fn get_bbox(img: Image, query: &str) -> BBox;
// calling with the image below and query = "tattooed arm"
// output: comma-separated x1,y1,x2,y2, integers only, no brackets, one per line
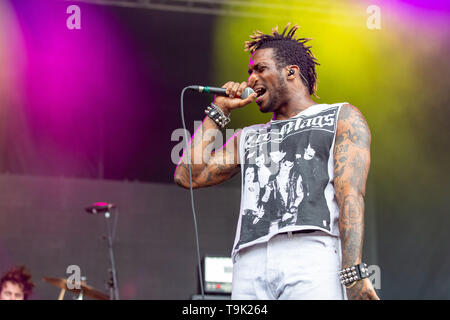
174,116,241,189
334,104,379,300
174,81,257,189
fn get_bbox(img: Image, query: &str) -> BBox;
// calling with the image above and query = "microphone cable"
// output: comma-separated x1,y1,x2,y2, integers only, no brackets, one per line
180,86,205,299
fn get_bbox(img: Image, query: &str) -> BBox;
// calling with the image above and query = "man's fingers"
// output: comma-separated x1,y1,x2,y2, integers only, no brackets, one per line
221,81,251,99
237,92,257,107
230,82,240,98
237,81,247,97
222,82,233,96
216,81,256,111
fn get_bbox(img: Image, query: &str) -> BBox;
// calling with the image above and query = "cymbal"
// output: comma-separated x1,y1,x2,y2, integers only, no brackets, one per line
43,277,109,300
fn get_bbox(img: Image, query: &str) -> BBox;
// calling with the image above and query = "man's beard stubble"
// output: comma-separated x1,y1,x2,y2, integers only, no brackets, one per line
260,74,289,114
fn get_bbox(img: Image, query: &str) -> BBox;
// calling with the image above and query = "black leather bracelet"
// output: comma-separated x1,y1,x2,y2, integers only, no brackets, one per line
339,263,370,288
205,103,230,128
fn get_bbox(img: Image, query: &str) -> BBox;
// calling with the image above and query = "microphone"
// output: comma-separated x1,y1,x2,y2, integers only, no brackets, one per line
188,85,255,99
85,202,116,214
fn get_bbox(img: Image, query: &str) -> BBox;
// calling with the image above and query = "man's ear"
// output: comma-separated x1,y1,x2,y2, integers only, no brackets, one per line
286,65,300,79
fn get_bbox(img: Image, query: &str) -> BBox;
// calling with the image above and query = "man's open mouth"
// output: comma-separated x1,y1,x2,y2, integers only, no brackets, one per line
255,87,267,104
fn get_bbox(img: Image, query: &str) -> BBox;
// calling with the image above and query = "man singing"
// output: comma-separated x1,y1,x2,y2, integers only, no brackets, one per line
174,24,379,300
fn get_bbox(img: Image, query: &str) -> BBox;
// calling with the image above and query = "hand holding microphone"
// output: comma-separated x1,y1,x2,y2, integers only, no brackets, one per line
214,81,257,114
188,81,257,115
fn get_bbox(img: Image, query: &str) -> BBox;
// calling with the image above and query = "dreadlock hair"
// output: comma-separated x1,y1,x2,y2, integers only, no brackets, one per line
0,265,34,299
245,23,320,98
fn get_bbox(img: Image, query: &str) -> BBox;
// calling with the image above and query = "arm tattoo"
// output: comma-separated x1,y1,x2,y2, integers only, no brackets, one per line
339,194,365,267
174,163,201,188
174,121,241,188
334,104,371,270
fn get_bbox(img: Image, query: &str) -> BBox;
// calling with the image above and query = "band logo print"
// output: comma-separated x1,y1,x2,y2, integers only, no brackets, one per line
236,107,339,248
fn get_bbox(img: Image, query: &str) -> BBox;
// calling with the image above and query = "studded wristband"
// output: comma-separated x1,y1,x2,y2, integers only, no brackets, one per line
339,263,370,288
205,103,230,128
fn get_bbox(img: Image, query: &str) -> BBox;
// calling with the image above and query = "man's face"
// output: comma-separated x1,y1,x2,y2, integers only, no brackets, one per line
269,151,286,164
248,48,288,113
304,144,316,160
0,281,25,300
245,167,255,183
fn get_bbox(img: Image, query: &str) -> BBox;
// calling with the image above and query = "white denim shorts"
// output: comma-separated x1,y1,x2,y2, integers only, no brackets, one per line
231,231,347,300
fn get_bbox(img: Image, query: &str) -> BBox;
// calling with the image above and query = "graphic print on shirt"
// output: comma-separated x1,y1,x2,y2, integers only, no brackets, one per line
237,106,339,248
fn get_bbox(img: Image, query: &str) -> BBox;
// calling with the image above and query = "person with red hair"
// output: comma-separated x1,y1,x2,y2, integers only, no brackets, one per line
0,265,34,300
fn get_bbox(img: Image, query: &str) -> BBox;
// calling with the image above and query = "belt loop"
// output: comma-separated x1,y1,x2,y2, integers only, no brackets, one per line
287,231,293,238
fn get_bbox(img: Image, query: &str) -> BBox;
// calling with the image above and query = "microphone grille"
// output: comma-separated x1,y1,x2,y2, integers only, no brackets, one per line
241,87,255,100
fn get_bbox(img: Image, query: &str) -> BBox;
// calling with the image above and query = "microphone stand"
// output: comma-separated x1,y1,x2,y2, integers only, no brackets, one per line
85,202,120,300
104,209,120,300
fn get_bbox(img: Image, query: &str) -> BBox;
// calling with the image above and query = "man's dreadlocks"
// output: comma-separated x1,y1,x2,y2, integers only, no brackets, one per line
245,23,320,97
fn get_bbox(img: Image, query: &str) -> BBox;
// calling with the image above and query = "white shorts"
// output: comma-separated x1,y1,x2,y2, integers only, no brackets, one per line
231,231,346,300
